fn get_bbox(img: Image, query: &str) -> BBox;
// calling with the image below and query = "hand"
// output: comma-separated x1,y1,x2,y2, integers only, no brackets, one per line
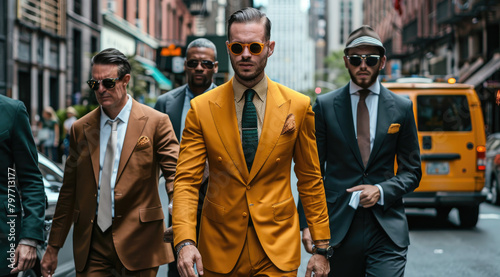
10,244,37,274
177,245,204,276
301,227,314,254
346,184,380,208
41,245,59,277
305,253,330,277
163,227,173,243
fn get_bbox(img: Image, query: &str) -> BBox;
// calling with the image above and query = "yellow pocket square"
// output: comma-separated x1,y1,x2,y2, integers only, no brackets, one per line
136,136,150,149
387,123,400,134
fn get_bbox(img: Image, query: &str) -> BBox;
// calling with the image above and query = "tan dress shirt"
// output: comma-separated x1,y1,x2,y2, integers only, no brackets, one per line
233,76,268,141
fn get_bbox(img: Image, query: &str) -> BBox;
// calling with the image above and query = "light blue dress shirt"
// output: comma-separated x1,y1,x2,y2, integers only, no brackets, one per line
97,95,133,217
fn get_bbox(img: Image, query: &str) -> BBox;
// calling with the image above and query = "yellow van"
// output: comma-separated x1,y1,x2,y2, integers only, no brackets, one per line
383,79,487,227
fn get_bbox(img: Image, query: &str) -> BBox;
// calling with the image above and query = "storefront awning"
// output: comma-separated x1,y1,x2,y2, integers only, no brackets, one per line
139,61,173,91
464,53,500,87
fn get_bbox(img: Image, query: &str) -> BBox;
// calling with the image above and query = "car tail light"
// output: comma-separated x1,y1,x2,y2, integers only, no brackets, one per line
477,145,486,171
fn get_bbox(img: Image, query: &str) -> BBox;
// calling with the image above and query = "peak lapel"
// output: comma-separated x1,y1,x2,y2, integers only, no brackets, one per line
248,80,289,183
334,88,364,168
116,100,147,183
209,81,249,180
82,108,102,188
368,88,395,166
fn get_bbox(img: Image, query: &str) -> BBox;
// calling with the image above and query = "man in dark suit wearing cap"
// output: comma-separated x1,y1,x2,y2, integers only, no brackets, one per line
298,25,422,276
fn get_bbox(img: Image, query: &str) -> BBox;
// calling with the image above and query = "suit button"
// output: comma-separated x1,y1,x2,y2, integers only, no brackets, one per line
94,194,97,197
246,186,251,190
218,156,222,162
242,212,248,217
276,158,281,162
363,172,368,177
90,219,93,223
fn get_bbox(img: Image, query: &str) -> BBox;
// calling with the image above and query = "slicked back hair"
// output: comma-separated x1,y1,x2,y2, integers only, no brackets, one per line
227,7,271,42
91,48,131,79
187,38,218,60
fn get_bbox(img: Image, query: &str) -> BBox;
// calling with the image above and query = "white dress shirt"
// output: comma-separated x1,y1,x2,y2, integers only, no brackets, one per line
97,95,133,217
348,81,384,207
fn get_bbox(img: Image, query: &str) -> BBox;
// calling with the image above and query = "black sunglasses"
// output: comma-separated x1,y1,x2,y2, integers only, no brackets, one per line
186,60,215,69
346,55,381,67
87,77,121,91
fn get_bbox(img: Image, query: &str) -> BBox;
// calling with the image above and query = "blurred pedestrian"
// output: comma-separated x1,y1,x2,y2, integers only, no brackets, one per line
0,94,45,276
298,25,422,276
154,37,218,277
37,106,59,162
41,48,179,277
172,7,330,277
62,106,78,161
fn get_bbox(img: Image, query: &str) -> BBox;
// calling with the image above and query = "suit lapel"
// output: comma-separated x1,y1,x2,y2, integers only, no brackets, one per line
210,80,249,180
116,100,147,183
334,87,364,168
166,85,187,140
368,87,395,166
82,108,102,188
248,79,289,183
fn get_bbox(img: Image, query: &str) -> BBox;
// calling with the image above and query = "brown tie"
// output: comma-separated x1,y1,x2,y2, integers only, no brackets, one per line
357,89,371,167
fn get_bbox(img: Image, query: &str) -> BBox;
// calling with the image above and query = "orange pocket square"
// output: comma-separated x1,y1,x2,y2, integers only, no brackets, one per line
387,123,400,134
281,114,296,135
136,136,150,149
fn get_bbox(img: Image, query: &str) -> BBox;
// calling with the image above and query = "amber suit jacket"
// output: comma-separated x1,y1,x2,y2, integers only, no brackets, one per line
173,77,330,273
47,99,179,272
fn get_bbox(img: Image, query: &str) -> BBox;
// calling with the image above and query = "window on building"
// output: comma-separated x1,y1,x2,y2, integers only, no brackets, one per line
75,0,82,15
91,36,98,54
123,0,127,20
73,29,82,96
92,0,99,24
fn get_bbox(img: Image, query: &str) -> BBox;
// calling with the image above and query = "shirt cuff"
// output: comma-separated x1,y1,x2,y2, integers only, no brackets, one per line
375,184,384,206
19,238,38,248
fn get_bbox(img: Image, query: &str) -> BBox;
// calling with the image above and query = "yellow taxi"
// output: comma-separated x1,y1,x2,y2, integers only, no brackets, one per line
383,78,486,227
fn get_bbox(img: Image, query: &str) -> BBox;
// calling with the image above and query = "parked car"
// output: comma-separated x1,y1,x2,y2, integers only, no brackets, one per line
383,78,487,228
484,133,500,205
18,153,75,277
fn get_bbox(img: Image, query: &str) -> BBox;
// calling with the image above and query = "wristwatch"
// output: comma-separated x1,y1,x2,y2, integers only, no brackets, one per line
176,241,195,256
312,245,334,259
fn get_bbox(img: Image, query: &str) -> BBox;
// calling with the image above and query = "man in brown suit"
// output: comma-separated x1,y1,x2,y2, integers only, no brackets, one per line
41,48,179,276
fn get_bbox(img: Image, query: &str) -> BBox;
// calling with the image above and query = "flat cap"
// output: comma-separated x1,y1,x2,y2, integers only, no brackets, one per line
345,25,385,55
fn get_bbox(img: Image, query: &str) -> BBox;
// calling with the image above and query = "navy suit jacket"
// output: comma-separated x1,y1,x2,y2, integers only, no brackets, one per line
299,84,421,248
154,83,216,227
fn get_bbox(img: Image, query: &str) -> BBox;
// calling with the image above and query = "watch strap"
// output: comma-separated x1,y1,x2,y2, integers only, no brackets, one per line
176,241,195,256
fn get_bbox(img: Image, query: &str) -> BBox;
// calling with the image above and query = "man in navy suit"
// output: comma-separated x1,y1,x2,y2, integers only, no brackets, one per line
299,25,422,276
154,38,218,277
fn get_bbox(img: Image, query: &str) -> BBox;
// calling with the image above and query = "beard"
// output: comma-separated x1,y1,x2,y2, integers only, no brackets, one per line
348,67,380,88
230,56,268,83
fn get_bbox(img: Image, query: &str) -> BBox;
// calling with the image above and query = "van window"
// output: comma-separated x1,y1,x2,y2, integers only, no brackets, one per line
417,95,472,132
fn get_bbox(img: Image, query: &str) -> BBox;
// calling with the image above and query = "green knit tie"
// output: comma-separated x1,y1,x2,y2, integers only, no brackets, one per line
242,89,258,172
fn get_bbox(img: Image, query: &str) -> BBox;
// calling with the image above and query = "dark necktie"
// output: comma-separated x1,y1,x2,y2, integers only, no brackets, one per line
357,89,371,167
242,89,258,172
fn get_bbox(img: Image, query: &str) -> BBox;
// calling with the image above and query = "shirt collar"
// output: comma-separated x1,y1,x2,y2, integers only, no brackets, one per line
100,94,133,128
349,80,381,95
233,75,268,103
186,83,217,100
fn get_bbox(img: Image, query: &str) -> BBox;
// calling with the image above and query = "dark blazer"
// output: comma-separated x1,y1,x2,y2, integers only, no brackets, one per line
154,84,215,221
299,84,421,248
0,95,45,275
154,84,190,141
48,99,179,272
